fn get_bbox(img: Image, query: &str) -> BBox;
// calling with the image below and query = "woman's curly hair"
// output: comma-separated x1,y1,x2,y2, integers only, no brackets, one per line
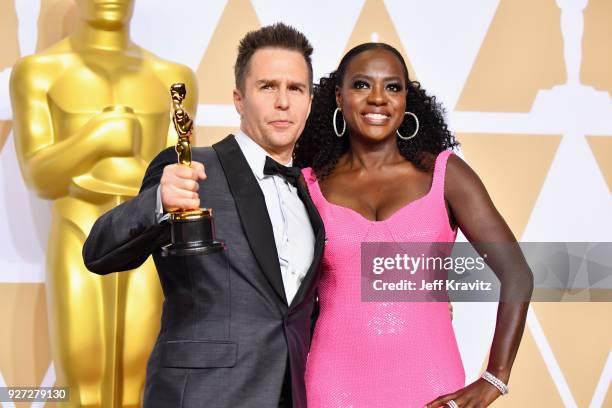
293,42,459,179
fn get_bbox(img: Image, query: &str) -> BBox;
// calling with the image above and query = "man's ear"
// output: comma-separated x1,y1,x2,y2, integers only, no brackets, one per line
233,88,244,118
306,92,313,118
335,85,342,111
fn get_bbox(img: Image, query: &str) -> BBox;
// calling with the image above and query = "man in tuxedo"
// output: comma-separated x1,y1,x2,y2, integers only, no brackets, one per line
83,23,324,408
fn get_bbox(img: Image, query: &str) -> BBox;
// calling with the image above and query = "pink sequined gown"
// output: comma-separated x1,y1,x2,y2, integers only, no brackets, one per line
303,150,465,408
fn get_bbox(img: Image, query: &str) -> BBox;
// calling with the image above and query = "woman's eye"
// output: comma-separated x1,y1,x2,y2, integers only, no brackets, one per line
353,80,369,89
387,83,403,92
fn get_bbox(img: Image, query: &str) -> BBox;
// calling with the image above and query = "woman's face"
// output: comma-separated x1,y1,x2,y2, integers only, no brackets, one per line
336,48,407,143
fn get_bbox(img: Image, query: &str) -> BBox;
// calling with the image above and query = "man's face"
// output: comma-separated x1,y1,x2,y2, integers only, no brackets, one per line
233,47,312,160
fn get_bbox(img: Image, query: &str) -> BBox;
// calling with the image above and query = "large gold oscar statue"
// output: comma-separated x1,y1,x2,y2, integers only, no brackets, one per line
9,1,197,406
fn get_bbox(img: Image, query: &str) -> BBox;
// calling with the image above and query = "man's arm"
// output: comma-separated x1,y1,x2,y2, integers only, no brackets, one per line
83,147,176,274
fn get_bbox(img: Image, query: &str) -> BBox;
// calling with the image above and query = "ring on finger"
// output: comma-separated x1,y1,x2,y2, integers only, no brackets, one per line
446,400,459,408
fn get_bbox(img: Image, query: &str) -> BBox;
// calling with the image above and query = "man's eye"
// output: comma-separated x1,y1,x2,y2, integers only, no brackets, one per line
353,80,369,89
261,84,274,90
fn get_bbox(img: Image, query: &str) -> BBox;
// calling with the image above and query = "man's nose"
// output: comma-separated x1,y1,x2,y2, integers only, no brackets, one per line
276,88,290,110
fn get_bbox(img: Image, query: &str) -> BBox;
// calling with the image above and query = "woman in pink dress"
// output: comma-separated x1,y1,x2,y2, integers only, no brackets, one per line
293,43,533,407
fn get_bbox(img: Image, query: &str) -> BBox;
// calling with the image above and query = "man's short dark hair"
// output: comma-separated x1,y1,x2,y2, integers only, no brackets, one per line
235,23,313,93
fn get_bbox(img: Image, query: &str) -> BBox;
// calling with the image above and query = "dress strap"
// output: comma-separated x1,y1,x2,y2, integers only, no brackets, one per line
301,167,325,205
430,150,454,196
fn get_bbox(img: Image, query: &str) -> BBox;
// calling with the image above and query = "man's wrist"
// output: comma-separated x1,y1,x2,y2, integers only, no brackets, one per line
155,185,170,223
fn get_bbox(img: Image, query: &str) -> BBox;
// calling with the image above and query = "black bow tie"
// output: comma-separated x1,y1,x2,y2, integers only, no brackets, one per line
263,156,301,187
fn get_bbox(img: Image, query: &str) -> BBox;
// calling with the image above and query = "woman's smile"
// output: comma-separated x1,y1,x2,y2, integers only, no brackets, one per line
361,110,392,125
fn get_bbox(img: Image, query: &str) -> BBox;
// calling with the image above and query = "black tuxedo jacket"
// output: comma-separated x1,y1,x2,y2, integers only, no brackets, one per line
83,135,325,408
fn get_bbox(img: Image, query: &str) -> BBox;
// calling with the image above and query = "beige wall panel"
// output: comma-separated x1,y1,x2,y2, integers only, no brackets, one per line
0,121,12,152
533,303,612,407
195,126,240,147
586,136,612,193
343,0,417,81
581,0,612,95
0,283,52,392
0,0,20,70
494,325,565,407
196,0,261,105
36,0,78,52
457,133,561,239
456,0,566,112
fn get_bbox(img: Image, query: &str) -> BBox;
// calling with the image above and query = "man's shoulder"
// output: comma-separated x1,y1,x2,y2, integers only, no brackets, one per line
194,134,241,164
192,146,218,161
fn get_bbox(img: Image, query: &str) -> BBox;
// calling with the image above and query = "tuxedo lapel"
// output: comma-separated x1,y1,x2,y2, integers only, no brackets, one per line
289,177,325,309
213,135,287,306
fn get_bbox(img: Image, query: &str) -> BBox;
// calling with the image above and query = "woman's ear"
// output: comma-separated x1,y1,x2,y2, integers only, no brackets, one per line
335,85,342,111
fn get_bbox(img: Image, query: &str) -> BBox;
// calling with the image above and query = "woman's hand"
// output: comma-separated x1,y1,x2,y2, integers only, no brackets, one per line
425,378,502,408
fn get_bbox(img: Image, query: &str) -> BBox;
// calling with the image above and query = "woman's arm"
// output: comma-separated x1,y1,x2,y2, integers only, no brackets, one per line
427,153,534,408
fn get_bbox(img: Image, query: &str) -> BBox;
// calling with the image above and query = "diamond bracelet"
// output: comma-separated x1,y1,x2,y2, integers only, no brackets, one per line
481,371,509,395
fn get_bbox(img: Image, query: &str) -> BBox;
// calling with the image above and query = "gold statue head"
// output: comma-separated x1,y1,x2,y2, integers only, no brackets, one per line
76,0,135,29
171,83,187,105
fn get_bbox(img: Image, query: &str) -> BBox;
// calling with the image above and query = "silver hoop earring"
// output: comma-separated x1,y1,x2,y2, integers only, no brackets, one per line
396,111,419,140
333,108,346,137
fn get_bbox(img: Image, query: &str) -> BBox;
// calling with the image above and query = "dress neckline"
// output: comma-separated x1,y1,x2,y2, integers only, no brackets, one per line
307,152,446,224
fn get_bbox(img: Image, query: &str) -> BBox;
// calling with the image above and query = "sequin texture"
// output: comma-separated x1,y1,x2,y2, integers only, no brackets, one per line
304,151,466,408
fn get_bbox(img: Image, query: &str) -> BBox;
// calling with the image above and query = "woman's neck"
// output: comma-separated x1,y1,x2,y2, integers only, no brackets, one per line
343,135,404,171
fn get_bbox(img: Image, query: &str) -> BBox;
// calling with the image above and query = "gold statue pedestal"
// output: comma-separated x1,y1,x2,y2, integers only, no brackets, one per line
161,83,225,257
161,209,225,256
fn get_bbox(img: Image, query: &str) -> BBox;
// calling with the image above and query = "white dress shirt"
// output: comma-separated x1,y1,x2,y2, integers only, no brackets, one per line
156,132,315,305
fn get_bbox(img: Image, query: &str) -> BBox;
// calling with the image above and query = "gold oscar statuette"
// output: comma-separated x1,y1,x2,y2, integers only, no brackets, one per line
8,0,203,405
161,83,225,256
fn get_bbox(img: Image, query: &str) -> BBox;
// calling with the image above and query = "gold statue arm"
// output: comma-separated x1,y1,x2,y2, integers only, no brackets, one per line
10,59,140,199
